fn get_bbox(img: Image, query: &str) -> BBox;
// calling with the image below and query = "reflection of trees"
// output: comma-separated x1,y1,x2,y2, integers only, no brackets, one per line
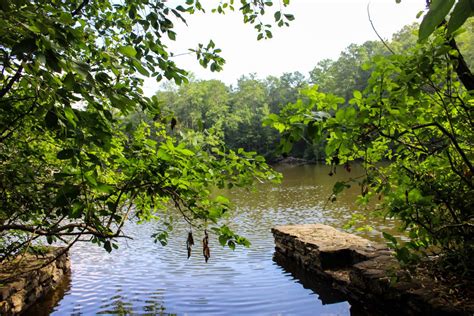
97,292,174,316
23,272,72,316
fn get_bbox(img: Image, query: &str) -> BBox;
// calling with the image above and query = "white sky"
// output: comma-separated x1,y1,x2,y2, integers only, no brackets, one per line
144,0,425,94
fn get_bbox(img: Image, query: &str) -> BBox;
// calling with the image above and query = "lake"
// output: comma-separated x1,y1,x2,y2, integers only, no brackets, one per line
26,163,400,315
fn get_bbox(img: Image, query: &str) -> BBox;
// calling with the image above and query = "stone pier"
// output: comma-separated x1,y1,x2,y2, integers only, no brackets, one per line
272,224,474,315
0,247,70,315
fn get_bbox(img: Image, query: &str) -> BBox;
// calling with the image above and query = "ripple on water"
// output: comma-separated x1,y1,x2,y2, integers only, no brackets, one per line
35,164,401,315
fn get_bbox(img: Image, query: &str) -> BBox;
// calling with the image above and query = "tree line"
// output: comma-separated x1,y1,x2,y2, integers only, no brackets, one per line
156,22,472,162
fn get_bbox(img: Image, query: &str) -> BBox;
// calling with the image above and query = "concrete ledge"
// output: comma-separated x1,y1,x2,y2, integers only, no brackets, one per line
0,247,70,315
272,224,474,315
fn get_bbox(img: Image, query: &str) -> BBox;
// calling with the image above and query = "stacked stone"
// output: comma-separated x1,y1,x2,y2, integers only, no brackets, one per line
272,224,473,315
0,248,70,315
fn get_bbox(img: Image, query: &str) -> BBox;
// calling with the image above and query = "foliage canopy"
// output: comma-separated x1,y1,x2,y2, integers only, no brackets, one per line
0,0,291,261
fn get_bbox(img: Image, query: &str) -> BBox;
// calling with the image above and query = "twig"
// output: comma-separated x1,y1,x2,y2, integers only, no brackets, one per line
367,3,395,55
72,0,89,16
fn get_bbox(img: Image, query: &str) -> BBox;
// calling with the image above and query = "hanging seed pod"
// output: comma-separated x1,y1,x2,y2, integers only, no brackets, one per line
361,184,369,197
203,230,210,263
344,162,351,173
186,231,194,259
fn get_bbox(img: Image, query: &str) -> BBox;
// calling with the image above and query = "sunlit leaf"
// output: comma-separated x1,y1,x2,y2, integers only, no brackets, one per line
118,45,137,57
447,0,474,35
419,0,455,41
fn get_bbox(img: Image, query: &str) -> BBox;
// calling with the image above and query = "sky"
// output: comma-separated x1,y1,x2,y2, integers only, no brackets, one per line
144,0,425,95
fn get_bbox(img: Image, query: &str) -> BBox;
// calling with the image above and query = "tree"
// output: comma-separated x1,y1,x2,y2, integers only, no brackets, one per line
158,79,230,131
224,75,275,155
265,7,474,272
0,0,292,262
266,72,307,114
156,75,284,160
309,41,387,100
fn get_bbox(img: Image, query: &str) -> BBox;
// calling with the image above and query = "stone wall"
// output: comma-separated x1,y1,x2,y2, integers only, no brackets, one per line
273,224,474,315
0,247,70,315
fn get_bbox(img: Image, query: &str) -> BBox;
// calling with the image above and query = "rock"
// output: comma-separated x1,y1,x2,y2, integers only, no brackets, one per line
0,286,11,301
273,224,381,270
0,301,9,314
10,279,26,292
10,290,26,313
272,223,474,315
0,247,70,315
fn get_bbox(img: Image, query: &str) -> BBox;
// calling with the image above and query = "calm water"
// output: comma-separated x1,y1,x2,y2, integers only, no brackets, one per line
28,164,399,315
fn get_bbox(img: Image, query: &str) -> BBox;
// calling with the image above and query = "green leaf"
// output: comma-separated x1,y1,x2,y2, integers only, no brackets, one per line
11,38,37,56
215,195,230,204
447,0,474,35
64,107,77,127
157,148,171,161
132,59,150,76
96,183,114,193
382,232,398,245
46,236,54,244
167,30,176,40
396,247,411,263
118,45,137,57
45,50,62,72
179,148,194,156
353,90,362,99
57,149,76,160
274,11,281,21
218,235,227,247
63,73,75,90
84,173,97,186
332,181,350,195
45,110,58,129
71,202,84,218
104,240,112,253
419,0,455,41
153,231,168,246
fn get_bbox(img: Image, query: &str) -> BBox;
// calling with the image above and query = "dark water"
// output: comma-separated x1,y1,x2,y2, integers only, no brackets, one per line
27,164,400,315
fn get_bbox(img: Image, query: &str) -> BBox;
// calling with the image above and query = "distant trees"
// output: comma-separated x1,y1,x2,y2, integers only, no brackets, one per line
156,75,279,159
158,23,457,162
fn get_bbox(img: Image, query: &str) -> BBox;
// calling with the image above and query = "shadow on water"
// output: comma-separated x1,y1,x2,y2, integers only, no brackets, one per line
273,253,374,316
273,252,347,305
23,271,72,316
273,252,403,316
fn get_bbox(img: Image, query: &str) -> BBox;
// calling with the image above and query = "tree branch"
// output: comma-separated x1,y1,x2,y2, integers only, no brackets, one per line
447,38,474,91
367,3,395,55
433,122,474,174
72,0,90,16
0,223,131,239
0,65,23,99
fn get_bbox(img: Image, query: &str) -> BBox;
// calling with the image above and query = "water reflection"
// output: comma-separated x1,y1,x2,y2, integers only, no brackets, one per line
28,164,399,315
23,272,71,316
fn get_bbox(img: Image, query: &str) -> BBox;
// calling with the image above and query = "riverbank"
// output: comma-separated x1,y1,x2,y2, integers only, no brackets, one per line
0,247,70,315
272,224,474,315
